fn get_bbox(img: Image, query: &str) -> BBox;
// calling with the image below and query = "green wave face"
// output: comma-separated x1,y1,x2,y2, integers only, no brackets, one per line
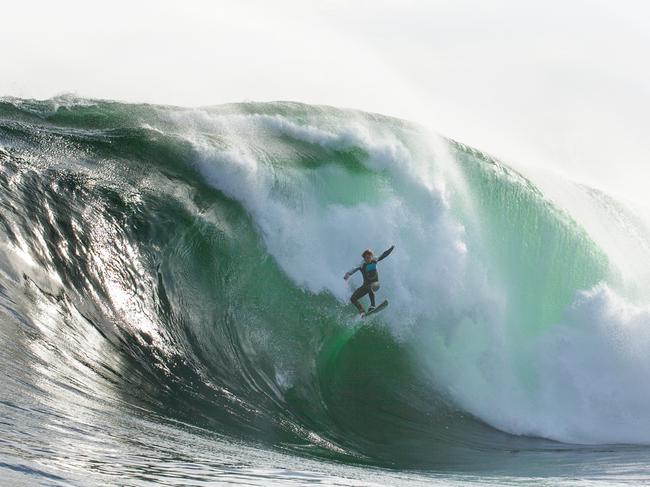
0,97,620,469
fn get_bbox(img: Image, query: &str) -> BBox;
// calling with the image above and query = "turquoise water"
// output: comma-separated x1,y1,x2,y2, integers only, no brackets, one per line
1,97,650,485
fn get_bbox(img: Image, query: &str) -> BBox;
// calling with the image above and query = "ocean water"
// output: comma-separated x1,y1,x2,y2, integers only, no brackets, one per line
1,97,650,486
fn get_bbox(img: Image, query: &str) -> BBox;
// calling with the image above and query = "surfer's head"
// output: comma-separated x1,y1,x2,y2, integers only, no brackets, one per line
362,249,373,262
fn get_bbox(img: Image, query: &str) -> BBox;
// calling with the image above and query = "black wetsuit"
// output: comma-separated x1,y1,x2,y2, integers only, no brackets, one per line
348,246,394,309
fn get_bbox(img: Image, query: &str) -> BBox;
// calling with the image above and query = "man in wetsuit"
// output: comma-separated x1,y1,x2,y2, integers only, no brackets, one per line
344,245,395,315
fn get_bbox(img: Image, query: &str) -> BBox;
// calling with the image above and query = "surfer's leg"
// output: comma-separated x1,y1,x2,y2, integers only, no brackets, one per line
351,285,369,314
368,282,380,308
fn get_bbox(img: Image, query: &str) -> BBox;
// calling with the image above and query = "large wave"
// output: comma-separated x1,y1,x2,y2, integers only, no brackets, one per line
2,97,650,470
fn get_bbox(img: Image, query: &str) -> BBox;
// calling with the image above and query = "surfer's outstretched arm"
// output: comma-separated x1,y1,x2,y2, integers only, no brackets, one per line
344,265,361,280
377,245,395,262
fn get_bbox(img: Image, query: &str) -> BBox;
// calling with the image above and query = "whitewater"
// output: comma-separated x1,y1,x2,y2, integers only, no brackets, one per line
2,96,650,486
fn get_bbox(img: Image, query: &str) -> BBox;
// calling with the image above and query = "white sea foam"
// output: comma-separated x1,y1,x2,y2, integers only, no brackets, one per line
441,282,650,445
169,111,471,334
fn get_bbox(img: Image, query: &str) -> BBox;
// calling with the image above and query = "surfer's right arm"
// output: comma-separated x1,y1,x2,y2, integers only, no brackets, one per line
344,265,361,280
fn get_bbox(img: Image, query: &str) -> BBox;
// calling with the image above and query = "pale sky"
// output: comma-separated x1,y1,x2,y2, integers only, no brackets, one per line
2,0,650,204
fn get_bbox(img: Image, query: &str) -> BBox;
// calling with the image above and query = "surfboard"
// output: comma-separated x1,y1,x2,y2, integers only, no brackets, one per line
363,299,388,318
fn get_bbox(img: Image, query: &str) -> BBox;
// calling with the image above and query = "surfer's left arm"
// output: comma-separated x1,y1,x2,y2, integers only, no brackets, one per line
377,245,395,262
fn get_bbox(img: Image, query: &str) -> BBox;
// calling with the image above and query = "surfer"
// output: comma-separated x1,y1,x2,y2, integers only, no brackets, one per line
344,245,395,316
